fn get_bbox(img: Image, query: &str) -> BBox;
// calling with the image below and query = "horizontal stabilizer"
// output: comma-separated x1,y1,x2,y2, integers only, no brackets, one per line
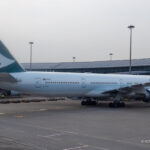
0,73,17,83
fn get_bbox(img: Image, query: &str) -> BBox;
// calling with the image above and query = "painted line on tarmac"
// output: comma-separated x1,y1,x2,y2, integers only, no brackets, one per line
44,133,65,137
14,121,79,135
0,113,5,115
15,115,24,118
38,134,62,141
88,145,109,150
1,119,149,149
32,108,48,112
39,108,48,111
2,126,25,133
63,144,89,150
38,133,66,138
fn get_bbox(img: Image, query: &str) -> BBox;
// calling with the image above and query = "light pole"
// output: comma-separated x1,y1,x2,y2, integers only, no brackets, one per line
109,53,113,61
29,42,34,71
128,25,135,74
73,57,76,62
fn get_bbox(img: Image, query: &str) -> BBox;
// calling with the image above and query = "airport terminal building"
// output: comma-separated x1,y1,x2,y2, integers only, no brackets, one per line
22,58,150,75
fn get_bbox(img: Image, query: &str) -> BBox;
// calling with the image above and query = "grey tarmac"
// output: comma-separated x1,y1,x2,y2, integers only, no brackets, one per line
0,99,150,150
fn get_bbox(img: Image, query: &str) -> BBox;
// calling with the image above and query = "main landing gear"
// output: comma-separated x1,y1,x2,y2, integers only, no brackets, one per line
109,101,125,108
81,100,97,106
108,94,126,108
81,94,126,108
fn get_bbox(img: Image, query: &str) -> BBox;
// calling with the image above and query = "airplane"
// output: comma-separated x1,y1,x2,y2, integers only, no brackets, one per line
0,41,150,108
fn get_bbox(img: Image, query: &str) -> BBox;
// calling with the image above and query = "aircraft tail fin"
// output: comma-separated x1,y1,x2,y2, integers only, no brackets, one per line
0,41,25,73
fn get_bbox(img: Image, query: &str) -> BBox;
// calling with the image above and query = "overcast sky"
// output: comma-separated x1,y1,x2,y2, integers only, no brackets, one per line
0,0,150,63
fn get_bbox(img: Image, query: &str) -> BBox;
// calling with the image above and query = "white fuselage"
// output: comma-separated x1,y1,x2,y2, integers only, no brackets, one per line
1,72,150,97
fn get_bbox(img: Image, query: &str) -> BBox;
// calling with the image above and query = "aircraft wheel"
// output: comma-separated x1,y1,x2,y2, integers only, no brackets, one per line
91,101,97,105
109,102,113,107
81,100,97,106
119,102,125,107
109,102,118,108
81,101,86,106
87,101,97,105
109,102,125,108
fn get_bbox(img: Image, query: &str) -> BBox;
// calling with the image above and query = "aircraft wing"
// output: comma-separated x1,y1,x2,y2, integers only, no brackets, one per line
104,82,150,95
0,73,17,83
86,82,150,97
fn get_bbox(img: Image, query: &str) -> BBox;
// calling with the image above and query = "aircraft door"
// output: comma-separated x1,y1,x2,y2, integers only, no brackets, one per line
81,78,87,88
119,78,125,88
43,78,51,88
35,78,42,88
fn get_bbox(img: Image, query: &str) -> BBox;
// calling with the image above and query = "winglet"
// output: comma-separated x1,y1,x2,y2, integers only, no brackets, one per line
0,41,25,73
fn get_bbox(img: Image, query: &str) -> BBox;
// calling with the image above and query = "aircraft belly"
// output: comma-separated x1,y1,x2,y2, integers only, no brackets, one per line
86,84,121,97
12,83,87,97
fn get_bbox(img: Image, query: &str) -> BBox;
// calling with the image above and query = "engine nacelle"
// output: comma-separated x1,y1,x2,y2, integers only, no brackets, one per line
132,89,150,102
142,89,150,103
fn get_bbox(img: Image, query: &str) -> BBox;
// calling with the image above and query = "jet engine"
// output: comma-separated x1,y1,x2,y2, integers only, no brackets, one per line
142,89,150,103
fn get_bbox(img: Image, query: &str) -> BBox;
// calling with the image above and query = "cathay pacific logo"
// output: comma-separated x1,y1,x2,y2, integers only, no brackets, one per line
0,53,15,68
